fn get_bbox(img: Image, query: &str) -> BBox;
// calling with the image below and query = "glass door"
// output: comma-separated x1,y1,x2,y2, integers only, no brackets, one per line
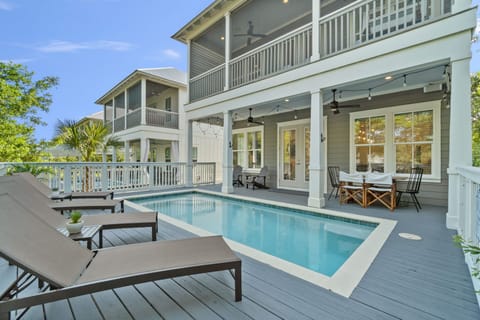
279,122,309,190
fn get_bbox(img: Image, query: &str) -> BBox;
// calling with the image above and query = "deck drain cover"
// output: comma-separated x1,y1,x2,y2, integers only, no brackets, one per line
398,233,422,240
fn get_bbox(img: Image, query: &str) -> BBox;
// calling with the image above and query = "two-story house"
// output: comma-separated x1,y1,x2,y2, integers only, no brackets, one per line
173,0,476,229
95,67,224,181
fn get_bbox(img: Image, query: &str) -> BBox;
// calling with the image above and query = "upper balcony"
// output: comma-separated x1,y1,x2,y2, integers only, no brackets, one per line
96,68,187,134
184,0,454,102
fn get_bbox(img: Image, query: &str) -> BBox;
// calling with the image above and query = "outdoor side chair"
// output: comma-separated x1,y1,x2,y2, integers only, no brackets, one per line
0,193,242,320
396,167,424,212
232,165,244,187
339,171,365,207
327,166,340,200
365,173,396,211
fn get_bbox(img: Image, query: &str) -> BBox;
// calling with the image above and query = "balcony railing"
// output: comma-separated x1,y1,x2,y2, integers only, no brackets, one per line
126,109,141,129
0,162,216,192
146,108,179,129
230,24,312,89
189,0,453,102
114,116,125,132
319,0,452,57
190,64,225,102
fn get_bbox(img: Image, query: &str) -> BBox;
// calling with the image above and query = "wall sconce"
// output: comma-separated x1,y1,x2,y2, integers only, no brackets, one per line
321,133,326,142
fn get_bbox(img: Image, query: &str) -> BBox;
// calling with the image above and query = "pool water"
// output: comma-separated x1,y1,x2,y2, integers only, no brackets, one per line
133,192,376,277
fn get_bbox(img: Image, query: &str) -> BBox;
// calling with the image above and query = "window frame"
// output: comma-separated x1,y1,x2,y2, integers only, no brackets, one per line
232,126,264,172
349,100,441,182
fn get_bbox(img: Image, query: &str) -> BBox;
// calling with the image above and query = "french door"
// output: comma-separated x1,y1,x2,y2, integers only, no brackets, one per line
278,118,327,191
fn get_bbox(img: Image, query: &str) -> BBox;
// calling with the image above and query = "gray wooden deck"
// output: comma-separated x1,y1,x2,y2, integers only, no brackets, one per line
1,187,479,319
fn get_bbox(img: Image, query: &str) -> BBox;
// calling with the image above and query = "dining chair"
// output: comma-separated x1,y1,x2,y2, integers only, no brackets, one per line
339,171,365,207
327,166,340,200
396,167,423,212
365,173,396,211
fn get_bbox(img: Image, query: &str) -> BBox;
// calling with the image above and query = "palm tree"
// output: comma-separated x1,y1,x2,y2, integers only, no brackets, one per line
55,119,120,190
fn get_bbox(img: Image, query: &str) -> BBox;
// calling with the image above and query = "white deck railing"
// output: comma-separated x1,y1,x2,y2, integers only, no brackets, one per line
456,165,480,304
0,162,216,192
229,23,312,89
319,0,452,57
146,108,179,129
190,64,225,102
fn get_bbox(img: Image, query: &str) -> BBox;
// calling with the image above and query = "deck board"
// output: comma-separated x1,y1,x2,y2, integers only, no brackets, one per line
1,187,479,319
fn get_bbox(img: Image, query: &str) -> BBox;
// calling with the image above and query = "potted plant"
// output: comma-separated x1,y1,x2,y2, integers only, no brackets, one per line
66,211,84,234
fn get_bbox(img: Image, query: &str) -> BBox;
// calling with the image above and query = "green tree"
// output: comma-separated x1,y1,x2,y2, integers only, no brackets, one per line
0,62,58,161
472,72,480,166
54,119,118,162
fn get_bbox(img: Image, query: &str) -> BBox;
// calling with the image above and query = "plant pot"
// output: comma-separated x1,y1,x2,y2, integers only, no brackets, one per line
66,220,84,234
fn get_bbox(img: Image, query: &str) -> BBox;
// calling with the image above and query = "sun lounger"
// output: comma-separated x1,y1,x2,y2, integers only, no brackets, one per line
0,176,157,246
0,193,241,320
11,173,124,213
17,172,114,199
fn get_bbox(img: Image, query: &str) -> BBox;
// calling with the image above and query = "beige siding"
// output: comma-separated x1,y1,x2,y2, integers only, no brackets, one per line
234,89,449,206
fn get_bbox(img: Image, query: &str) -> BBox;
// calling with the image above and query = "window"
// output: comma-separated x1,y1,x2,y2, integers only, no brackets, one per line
165,147,171,162
354,116,386,172
192,146,198,163
232,127,263,170
350,101,440,180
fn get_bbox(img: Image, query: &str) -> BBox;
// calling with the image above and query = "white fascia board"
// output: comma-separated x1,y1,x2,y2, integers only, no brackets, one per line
185,9,476,120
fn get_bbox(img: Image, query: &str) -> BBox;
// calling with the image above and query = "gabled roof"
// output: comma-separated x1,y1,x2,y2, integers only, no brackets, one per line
95,67,186,105
172,0,241,43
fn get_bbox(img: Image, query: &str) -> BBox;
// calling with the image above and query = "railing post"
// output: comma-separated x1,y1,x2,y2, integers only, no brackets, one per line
311,0,320,61
64,165,72,194
101,163,108,191
149,163,154,188
141,78,147,125
224,12,231,90
212,163,216,184
464,179,474,242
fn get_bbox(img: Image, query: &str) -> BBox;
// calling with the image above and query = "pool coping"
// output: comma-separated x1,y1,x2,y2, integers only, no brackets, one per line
125,189,397,298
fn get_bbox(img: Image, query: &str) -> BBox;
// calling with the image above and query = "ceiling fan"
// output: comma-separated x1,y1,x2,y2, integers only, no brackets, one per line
234,21,266,46
247,108,264,125
324,89,360,114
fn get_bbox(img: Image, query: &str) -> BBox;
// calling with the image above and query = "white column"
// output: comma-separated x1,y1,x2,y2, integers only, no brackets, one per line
186,120,194,187
186,40,191,103
224,12,231,90
124,141,130,162
140,137,149,162
222,111,234,193
112,146,117,162
124,89,128,130
141,78,147,125
311,0,320,61
452,0,471,13
446,58,472,229
308,89,325,208
112,98,116,133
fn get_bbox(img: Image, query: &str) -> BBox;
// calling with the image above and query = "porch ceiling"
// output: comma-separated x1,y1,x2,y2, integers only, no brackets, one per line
195,63,447,124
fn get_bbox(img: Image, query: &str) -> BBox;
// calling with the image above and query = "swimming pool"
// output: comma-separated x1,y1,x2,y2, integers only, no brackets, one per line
128,190,396,296
133,192,380,273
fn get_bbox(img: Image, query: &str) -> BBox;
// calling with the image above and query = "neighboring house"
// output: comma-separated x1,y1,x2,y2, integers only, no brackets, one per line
172,0,476,228
95,67,223,181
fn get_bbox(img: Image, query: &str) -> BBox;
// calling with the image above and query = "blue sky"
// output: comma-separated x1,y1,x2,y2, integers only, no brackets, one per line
0,0,479,141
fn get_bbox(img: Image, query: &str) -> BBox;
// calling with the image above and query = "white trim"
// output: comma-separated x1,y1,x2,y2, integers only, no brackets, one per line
349,100,441,181
232,126,264,172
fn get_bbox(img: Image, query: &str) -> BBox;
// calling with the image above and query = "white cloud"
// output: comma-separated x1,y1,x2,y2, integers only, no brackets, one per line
162,49,181,59
0,1,13,11
0,58,33,64
37,40,133,53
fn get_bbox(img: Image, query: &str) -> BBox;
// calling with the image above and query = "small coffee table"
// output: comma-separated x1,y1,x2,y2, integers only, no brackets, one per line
56,225,101,249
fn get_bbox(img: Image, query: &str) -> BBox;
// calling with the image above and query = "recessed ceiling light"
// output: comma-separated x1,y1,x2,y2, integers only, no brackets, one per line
284,98,289,102
385,75,393,80
220,36,225,41
283,0,289,3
